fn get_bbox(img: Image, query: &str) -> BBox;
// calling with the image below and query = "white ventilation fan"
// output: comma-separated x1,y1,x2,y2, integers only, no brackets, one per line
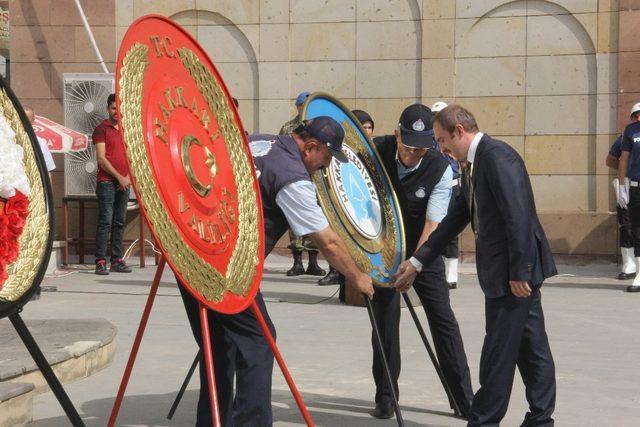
65,144,99,196
63,73,113,197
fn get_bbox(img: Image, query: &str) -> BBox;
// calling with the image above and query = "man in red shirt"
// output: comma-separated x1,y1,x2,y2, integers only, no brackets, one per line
93,94,132,275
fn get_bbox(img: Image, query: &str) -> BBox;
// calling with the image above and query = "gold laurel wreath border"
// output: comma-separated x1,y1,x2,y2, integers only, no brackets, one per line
0,89,49,302
311,115,403,286
118,43,260,303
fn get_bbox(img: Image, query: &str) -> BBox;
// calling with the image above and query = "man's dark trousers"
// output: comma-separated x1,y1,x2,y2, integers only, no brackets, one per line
469,287,555,427
95,181,128,262
617,205,634,248
371,259,473,414
179,284,275,427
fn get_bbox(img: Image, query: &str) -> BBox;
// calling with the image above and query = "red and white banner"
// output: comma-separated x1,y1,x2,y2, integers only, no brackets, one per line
32,115,88,153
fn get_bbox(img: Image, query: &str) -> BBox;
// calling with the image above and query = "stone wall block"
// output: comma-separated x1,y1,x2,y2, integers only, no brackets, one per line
290,23,355,61
455,57,525,97
456,96,525,135
455,16,526,58
525,95,593,135
356,60,416,98
358,21,420,60
525,135,592,175
292,0,356,23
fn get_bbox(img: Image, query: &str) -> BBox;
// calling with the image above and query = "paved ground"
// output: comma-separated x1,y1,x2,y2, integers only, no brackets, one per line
13,254,640,426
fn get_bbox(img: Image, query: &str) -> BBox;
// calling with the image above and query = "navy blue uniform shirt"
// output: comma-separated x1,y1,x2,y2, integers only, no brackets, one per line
621,122,640,181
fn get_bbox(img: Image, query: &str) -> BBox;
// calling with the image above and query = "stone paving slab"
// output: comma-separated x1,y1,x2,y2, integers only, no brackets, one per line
0,319,116,382
8,256,640,426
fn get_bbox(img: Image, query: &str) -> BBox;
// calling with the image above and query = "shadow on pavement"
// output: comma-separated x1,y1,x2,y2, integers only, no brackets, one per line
27,389,457,427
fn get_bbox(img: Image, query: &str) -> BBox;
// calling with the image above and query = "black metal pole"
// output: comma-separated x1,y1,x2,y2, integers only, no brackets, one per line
9,312,86,427
401,292,462,416
167,349,201,419
364,295,404,427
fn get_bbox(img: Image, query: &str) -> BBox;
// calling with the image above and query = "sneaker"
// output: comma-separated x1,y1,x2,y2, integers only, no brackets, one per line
110,259,132,273
95,260,109,275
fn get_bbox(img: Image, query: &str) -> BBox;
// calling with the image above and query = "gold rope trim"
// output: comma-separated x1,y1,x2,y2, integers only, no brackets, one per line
118,43,260,303
312,119,401,286
0,89,50,302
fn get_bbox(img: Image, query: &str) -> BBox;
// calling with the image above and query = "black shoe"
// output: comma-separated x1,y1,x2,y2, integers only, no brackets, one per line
626,285,640,292
305,251,326,276
286,251,305,276
110,259,132,273
95,260,109,275
453,402,472,420
372,402,394,419
618,272,636,280
448,282,457,289
318,268,341,285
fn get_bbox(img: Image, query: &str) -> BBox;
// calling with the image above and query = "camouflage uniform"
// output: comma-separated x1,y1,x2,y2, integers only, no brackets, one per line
280,114,319,252
278,115,303,136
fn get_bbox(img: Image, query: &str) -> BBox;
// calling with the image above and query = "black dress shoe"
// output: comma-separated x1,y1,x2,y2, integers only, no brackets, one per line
448,282,457,289
626,285,640,292
618,272,636,280
318,267,341,285
372,402,394,419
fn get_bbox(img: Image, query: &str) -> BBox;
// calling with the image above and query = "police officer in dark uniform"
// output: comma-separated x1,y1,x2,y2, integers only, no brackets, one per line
179,116,375,426
369,104,473,419
617,102,640,293
606,102,640,280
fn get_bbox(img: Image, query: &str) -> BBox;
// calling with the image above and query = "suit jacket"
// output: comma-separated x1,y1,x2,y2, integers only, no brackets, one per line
413,134,557,298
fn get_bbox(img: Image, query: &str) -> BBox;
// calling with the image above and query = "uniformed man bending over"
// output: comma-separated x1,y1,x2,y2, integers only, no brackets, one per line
178,116,374,426
369,104,473,419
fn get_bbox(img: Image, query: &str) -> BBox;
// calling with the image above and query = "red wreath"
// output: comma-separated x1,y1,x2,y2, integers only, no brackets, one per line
0,191,30,288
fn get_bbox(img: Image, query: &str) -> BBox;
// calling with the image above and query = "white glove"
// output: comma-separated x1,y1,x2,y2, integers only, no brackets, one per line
618,184,629,209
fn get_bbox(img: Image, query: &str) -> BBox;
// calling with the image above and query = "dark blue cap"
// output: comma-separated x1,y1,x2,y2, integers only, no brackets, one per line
398,103,435,149
305,116,348,163
295,91,310,106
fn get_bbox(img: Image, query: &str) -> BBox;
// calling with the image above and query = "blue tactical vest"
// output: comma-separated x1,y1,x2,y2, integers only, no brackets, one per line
249,133,312,255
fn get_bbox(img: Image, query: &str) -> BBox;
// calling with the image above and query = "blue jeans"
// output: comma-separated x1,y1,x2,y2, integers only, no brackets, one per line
95,181,128,263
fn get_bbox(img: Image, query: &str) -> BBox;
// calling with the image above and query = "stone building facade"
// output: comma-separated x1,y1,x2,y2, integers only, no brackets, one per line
9,0,640,259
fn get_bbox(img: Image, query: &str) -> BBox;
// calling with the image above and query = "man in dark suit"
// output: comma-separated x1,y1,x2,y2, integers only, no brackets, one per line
394,104,557,427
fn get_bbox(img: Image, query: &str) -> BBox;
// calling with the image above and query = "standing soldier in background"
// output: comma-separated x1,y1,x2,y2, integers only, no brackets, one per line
606,102,640,281
432,101,462,289
279,91,326,277
617,102,640,293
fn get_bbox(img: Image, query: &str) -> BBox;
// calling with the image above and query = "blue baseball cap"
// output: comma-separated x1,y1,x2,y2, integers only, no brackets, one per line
295,91,311,106
304,116,348,163
398,103,435,149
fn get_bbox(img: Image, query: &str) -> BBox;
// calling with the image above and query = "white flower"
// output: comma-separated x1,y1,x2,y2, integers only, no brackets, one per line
0,112,30,199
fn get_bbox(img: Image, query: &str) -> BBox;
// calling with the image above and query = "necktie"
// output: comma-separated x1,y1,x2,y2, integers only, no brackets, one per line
461,161,478,234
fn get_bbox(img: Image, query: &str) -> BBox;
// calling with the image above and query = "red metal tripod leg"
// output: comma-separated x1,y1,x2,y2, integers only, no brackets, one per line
250,300,315,426
199,303,222,427
107,257,166,427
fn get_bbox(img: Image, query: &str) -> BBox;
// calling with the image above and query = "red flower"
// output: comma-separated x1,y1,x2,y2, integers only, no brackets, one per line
0,192,30,289
0,257,7,286
0,211,9,240
6,210,26,234
0,238,9,258
5,191,29,216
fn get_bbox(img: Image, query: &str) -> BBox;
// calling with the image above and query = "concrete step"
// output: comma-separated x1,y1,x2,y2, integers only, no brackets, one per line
0,382,34,427
0,318,117,425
